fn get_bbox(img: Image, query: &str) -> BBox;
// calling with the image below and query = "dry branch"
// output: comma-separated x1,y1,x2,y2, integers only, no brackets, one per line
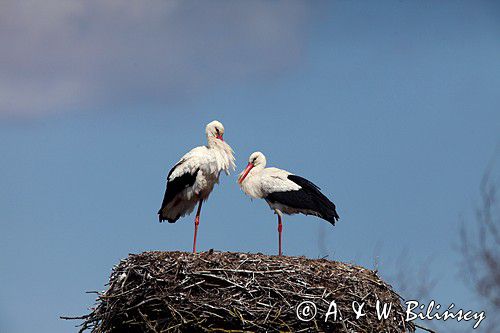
66,251,414,332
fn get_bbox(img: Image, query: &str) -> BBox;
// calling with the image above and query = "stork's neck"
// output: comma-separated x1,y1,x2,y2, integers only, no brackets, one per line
251,164,265,175
207,136,236,174
206,136,220,149
243,164,265,181
238,165,265,198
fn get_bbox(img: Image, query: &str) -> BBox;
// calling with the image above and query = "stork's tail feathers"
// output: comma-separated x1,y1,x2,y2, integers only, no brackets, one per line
319,201,340,225
158,209,180,223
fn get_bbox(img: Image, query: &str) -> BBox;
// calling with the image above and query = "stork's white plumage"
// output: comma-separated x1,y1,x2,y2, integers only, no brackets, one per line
158,120,235,253
238,152,339,255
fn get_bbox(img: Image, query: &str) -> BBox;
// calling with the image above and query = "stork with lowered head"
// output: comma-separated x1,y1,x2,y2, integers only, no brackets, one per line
158,120,235,253
238,152,339,256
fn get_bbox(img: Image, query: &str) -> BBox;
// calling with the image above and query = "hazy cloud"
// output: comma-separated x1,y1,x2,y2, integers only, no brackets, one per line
0,1,313,118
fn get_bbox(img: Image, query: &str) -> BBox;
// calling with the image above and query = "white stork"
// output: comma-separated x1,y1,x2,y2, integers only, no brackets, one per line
238,152,339,256
158,120,235,253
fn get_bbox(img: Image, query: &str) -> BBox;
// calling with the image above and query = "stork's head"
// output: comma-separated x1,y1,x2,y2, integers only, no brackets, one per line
206,120,225,141
238,152,266,184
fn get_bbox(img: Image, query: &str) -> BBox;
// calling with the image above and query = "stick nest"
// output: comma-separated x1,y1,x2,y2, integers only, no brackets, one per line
73,251,414,332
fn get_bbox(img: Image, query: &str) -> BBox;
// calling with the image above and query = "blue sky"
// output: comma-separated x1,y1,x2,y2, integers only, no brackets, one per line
1,1,499,332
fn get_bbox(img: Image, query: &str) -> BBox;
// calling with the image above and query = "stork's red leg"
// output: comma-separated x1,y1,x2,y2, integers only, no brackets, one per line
193,200,203,253
277,214,283,256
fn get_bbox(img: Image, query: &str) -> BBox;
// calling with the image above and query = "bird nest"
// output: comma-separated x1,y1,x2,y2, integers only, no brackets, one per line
70,251,414,332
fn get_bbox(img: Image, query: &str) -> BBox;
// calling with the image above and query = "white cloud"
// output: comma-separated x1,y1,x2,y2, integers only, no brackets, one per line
0,0,313,118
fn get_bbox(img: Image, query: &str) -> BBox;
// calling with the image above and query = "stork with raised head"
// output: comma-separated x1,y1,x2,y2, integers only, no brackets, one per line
158,120,235,253
238,152,339,256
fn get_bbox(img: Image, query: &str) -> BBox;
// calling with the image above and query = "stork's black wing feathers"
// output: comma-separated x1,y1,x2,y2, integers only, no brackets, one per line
266,175,339,225
158,163,198,223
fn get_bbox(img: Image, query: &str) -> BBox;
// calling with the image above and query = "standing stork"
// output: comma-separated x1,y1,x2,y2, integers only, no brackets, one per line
158,120,235,253
238,152,339,256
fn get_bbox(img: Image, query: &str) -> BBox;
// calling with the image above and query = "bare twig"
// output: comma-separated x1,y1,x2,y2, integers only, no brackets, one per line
64,251,414,332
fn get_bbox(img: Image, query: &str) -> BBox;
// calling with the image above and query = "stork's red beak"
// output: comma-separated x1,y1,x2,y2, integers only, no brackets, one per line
216,134,224,141
238,162,254,184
